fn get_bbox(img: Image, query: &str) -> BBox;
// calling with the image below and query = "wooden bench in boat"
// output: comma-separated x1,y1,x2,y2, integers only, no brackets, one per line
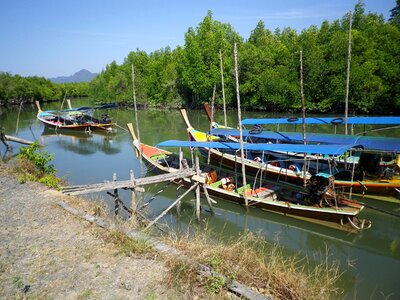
244,184,280,199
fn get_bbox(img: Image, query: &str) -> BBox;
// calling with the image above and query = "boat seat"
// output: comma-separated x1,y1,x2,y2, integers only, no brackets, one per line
245,184,280,198
210,180,222,188
236,184,251,194
151,153,168,161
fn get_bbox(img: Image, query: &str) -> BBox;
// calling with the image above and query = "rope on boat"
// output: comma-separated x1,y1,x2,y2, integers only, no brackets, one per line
356,125,400,135
113,122,128,132
359,202,400,218
346,216,372,230
138,180,173,210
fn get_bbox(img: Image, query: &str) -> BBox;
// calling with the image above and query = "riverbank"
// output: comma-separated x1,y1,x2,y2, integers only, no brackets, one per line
0,163,187,299
0,159,344,299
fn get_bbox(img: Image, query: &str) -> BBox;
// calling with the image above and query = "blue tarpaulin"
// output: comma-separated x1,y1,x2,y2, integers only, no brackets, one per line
156,140,359,155
241,116,400,125
209,129,400,152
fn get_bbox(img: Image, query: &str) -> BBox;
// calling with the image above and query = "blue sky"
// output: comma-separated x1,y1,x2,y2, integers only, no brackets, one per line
0,0,395,78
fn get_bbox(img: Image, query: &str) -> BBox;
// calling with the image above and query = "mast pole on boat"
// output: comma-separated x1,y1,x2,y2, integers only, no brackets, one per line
208,85,216,164
234,43,248,206
299,50,307,187
344,11,352,136
131,64,142,167
219,49,227,127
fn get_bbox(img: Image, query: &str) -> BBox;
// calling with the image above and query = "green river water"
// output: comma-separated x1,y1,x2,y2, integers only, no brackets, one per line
1,99,400,299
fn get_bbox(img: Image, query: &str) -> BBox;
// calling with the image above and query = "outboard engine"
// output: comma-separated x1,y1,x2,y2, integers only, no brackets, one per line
358,153,381,178
307,175,330,205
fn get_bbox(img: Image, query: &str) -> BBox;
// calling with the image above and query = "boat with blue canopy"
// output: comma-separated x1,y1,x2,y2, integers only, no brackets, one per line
35,101,113,131
127,123,371,231
180,109,400,197
241,116,400,126
157,140,359,156
209,128,400,153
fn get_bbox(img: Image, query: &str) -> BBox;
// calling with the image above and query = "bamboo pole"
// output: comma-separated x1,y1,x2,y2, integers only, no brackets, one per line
177,149,184,216
130,169,138,226
131,64,142,168
233,43,248,206
62,168,196,195
202,184,215,215
176,180,182,217
209,84,216,137
112,173,119,216
15,101,23,135
299,50,307,187
145,183,199,230
219,49,227,127
3,134,34,146
344,11,352,136
208,85,216,164
0,130,11,150
195,155,201,221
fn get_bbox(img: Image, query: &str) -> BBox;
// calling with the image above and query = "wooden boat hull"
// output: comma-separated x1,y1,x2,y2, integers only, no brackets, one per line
37,112,112,131
127,124,369,230
182,109,400,197
333,178,400,195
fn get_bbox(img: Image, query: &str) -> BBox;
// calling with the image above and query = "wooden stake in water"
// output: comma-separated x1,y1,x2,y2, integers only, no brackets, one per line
113,173,119,216
145,183,199,230
177,149,184,216
195,155,201,221
233,43,248,206
130,169,138,226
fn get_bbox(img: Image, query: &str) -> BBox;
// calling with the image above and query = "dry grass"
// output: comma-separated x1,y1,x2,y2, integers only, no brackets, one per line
101,230,154,257
164,229,342,300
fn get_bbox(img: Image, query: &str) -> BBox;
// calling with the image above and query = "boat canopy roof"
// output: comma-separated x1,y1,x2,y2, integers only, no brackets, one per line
156,140,359,155
209,128,400,152
241,116,400,125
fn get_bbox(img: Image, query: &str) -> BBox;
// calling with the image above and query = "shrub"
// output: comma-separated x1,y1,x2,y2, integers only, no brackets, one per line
15,142,61,189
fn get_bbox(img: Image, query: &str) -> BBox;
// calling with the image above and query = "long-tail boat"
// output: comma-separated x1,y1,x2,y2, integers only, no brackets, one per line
204,102,400,128
35,101,113,131
183,109,400,197
127,123,370,231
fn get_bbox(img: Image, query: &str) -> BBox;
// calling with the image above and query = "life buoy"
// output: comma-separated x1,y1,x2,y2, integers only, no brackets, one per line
330,117,344,125
288,164,297,171
249,124,263,134
287,117,299,122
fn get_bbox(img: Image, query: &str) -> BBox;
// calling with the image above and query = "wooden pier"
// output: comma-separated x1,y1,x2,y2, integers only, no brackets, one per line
1,129,35,150
62,168,197,195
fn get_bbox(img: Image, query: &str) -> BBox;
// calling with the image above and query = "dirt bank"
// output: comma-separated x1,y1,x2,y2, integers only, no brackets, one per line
0,164,179,299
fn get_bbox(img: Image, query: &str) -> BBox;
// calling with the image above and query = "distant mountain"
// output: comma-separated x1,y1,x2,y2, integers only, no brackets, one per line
49,69,98,83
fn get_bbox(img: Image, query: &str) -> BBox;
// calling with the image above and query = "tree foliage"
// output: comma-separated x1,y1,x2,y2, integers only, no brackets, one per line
1,1,399,114
0,72,89,105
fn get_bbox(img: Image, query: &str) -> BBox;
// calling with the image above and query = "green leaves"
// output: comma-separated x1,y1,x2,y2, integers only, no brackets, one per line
79,4,400,114
17,142,56,175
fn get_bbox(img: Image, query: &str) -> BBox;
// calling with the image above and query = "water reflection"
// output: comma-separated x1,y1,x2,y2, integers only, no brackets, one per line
40,127,121,155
